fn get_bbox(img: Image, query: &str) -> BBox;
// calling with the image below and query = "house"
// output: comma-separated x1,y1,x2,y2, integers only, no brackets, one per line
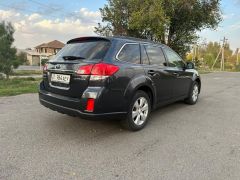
24,40,65,66
26,50,52,66
35,40,65,54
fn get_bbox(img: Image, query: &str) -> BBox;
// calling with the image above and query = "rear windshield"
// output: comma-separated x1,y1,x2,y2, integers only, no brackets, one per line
50,40,110,62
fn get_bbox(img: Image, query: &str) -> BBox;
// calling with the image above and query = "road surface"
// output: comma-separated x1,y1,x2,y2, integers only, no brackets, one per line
0,72,240,180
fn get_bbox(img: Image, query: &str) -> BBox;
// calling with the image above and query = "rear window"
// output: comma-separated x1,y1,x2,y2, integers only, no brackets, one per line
50,40,110,62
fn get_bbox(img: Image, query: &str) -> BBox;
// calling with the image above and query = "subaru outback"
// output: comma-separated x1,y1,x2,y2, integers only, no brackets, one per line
39,36,201,131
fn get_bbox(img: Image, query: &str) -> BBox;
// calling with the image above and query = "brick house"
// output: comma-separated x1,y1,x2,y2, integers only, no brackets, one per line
35,40,65,54
24,40,65,66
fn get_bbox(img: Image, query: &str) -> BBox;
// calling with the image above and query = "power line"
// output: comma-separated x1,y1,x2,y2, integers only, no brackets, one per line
28,0,60,11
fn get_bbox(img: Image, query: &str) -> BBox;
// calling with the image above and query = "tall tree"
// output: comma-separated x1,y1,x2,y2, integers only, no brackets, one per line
95,0,222,57
0,21,26,79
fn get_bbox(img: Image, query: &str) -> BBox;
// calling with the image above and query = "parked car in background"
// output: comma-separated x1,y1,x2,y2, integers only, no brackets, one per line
39,36,201,131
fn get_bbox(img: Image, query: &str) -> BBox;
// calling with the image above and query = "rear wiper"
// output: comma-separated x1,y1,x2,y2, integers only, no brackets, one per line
62,56,85,60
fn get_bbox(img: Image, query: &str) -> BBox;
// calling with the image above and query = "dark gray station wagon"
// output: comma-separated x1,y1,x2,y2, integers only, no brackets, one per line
39,36,201,131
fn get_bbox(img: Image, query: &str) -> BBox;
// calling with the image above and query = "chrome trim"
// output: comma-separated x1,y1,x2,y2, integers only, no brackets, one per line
49,69,74,73
49,82,70,90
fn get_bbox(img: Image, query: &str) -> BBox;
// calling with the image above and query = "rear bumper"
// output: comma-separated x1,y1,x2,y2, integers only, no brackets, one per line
39,87,127,120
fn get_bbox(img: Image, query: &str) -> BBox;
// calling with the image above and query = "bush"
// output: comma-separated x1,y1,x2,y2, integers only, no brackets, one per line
236,65,240,72
25,77,36,81
0,73,6,80
41,59,49,66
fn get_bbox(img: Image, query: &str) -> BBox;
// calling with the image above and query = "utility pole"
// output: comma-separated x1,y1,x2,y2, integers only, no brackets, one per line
192,44,196,61
221,37,227,71
237,48,239,66
211,37,228,71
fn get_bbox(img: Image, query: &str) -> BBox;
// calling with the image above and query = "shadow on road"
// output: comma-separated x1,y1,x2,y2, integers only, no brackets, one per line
43,100,194,142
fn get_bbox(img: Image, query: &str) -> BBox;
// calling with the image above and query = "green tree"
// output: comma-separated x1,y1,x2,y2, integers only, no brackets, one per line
14,52,27,67
95,0,222,57
0,21,26,79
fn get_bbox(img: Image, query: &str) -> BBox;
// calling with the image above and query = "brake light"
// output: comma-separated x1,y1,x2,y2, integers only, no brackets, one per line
77,64,94,75
86,98,95,112
77,63,119,76
91,63,119,76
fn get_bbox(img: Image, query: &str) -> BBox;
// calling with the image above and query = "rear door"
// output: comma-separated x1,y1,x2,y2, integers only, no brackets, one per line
141,44,174,104
43,39,111,98
162,47,192,98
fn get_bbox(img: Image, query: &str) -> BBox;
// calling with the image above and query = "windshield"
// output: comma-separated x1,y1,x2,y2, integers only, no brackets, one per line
50,40,110,62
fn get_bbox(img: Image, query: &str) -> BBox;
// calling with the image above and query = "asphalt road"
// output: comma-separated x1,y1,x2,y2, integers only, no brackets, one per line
16,66,41,71
1,72,240,180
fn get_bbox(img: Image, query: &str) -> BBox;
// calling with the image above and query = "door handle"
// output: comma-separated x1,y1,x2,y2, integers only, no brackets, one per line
148,70,156,76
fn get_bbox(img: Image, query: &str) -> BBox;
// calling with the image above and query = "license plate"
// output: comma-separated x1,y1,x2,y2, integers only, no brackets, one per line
51,73,70,84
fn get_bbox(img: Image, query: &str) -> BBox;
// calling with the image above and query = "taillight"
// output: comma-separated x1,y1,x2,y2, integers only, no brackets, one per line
77,64,94,75
86,98,95,112
91,63,119,76
77,63,119,76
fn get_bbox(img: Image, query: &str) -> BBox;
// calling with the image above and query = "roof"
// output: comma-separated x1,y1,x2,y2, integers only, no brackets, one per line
35,40,65,49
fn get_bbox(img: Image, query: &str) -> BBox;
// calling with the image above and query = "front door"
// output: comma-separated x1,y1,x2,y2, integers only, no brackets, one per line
162,47,192,98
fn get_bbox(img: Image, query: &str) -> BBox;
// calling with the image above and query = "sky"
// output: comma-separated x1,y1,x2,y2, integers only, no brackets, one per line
0,0,240,51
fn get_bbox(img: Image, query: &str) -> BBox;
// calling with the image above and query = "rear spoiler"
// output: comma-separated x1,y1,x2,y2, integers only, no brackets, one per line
67,36,110,44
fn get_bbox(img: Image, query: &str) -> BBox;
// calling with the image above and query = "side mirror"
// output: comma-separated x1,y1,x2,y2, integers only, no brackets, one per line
185,62,195,69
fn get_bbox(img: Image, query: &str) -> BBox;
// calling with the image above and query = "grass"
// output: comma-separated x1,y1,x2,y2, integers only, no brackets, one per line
198,70,213,74
12,70,42,76
0,77,42,97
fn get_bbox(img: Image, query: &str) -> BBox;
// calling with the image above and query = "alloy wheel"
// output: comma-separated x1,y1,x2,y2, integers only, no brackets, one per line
192,84,199,102
132,97,149,126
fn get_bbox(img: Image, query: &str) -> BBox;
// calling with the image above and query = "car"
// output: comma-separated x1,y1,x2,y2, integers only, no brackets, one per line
39,36,201,131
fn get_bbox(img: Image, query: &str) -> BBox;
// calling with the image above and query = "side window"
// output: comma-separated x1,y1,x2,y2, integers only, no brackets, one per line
117,44,140,64
163,48,185,68
144,45,166,65
140,45,150,65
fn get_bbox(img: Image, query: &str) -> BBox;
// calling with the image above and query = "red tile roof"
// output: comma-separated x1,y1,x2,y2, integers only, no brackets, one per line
35,40,64,49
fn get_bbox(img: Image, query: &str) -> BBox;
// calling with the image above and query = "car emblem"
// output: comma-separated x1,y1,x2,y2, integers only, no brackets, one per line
55,65,61,69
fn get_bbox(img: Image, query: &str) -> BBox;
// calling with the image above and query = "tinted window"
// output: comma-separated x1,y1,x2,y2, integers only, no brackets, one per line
144,45,166,65
50,40,110,62
163,48,185,68
117,44,140,64
141,45,150,65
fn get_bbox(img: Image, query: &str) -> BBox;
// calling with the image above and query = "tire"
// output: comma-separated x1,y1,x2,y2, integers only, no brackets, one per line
121,90,151,131
185,81,199,105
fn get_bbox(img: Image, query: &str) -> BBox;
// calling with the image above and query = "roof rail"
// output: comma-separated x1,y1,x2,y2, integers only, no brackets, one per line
110,35,161,44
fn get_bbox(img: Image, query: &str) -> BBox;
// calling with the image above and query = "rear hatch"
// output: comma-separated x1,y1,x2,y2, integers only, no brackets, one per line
43,38,111,98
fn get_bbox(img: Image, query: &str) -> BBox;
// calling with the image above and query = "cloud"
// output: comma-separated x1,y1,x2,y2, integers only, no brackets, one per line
230,22,240,31
0,8,101,49
222,13,235,20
